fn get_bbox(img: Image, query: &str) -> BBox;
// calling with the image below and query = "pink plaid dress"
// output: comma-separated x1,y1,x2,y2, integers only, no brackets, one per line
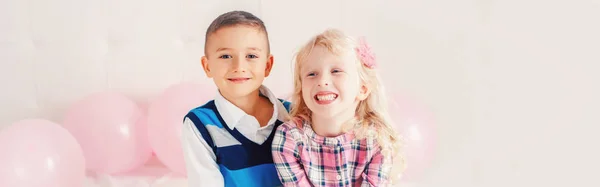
271,120,392,187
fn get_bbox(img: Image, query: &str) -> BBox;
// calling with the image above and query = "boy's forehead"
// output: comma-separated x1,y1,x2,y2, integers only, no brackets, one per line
205,26,268,52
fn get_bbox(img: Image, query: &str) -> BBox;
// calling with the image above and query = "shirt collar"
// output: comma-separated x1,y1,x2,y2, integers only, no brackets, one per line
214,85,290,130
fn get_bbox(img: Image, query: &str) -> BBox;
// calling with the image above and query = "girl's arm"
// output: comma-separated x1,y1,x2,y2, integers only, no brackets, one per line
361,148,393,187
271,123,313,187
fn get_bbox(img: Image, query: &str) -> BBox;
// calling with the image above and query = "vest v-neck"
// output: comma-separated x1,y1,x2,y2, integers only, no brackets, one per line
212,105,282,148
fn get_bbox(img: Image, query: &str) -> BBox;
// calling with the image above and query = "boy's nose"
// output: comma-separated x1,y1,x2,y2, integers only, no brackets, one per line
232,59,247,73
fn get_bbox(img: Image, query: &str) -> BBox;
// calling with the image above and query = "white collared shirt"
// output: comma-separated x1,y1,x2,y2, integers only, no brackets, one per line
181,85,290,187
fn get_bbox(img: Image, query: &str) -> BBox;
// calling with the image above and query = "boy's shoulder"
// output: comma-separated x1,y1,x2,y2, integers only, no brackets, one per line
276,98,290,104
276,98,292,112
185,99,224,127
188,99,217,112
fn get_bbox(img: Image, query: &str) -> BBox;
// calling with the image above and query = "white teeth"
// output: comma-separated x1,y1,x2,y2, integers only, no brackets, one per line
316,94,337,101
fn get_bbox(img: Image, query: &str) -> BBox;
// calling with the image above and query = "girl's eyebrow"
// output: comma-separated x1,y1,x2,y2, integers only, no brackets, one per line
300,65,314,74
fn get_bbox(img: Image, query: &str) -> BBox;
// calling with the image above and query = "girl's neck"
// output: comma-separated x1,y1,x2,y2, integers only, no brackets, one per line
311,114,356,137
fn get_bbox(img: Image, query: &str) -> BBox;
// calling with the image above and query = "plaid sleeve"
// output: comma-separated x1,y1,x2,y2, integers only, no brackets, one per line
271,123,313,187
361,148,393,187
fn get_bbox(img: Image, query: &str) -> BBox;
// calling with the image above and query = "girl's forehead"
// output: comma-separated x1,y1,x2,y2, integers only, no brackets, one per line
304,46,356,68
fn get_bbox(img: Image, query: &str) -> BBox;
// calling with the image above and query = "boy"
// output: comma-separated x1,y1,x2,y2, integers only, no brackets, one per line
181,10,291,187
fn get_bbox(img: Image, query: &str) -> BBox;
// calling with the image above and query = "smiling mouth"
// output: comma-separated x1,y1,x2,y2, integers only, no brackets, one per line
315,94,337,101
227,78,250,83
314,93,338,104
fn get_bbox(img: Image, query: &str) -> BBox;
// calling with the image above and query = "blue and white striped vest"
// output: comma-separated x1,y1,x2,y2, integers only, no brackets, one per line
185,99,291,187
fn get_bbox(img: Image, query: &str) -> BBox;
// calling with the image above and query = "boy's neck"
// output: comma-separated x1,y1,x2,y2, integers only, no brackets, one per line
221,89,264,116
311,114,356,137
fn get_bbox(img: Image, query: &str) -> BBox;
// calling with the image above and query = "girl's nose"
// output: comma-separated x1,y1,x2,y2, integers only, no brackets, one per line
318,81,329,87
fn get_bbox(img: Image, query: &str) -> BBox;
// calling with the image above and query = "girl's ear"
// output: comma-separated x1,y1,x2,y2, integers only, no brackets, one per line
357,83,371,101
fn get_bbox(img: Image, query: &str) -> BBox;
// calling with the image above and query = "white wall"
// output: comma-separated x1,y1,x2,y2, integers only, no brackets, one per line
1,0,599,186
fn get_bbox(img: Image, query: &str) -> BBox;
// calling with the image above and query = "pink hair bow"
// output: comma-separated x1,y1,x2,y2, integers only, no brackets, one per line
355,37,377,69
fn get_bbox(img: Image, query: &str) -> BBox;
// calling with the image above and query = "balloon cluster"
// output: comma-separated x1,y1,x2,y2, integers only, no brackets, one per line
0,82,213,187
0,83,437,186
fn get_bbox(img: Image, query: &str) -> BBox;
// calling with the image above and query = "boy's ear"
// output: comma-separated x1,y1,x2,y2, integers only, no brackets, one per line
357,83,371,101
264,54,274,77
201,56,212,78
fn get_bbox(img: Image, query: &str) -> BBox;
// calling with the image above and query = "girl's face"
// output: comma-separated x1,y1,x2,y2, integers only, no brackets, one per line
300,45,368,120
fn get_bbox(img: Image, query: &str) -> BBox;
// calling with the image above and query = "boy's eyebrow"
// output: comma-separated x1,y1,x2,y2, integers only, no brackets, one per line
215,47,262,52
216,47,231,52
247,47,262,51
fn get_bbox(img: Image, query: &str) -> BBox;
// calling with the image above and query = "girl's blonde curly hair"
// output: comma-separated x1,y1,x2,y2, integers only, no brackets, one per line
289,29,405,182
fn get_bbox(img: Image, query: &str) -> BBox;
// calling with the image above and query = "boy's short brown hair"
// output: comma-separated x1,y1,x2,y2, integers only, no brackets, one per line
204,10,270,53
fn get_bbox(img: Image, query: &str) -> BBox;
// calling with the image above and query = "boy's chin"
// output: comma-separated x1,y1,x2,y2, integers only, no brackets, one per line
220,87,261,99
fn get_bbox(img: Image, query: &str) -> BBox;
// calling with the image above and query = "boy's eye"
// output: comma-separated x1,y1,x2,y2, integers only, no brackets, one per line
332,69,343,73
219,54,232,59
247,54,258,59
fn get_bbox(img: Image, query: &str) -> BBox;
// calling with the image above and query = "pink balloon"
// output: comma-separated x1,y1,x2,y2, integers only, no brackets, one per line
147,82,215,175
63,92,152,174
389,94,437,182
0,119,85,187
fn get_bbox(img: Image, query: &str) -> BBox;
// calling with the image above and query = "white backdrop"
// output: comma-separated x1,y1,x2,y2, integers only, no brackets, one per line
1,0,599,186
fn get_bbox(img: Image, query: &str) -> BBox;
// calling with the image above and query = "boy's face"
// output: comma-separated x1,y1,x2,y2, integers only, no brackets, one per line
201,26,273,99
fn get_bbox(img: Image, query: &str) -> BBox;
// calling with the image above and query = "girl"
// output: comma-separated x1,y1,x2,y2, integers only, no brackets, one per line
272,29,401,187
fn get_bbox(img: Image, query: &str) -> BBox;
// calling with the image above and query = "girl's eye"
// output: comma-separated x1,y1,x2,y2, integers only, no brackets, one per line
307,72,316,77
219,54,232,59
247,54,258,59
332,69,343,73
